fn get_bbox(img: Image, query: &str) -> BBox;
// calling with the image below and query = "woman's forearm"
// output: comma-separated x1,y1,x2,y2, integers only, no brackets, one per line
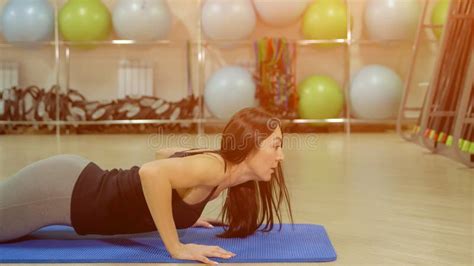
139,169,182,256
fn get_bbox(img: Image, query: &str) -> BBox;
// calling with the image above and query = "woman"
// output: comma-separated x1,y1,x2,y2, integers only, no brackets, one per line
0,107,293,264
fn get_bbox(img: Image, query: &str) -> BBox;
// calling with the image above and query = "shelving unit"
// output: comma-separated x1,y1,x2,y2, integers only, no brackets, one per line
397,0,474,167
196,0,421,133
0,0,425,136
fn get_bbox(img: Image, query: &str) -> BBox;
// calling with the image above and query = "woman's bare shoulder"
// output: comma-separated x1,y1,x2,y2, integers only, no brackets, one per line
143,151,226,189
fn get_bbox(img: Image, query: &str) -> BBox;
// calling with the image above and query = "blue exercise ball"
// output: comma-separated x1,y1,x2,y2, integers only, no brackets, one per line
1,0,54,44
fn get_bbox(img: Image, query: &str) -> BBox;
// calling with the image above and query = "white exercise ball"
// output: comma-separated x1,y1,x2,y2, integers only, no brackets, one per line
253,0,310,27
364,0,421,40
205,66,256,119
201,0,256,41
350,65,403,119
113,0,172,41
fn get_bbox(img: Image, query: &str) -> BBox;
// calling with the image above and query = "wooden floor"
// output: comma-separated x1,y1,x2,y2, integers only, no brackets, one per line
0,133,472,265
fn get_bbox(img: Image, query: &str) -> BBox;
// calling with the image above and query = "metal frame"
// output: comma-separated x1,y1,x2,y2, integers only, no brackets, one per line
397,0,435,141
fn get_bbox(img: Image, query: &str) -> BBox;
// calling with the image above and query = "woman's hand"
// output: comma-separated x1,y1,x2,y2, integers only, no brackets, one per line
171,243,236,264
192,218,226,229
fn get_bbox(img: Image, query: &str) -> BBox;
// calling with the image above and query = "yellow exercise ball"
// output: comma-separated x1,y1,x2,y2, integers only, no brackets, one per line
431,0,451,39
301,0,348,43
59,0,111,42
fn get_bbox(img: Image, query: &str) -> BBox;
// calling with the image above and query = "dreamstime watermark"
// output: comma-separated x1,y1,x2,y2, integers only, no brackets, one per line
147,118,319,151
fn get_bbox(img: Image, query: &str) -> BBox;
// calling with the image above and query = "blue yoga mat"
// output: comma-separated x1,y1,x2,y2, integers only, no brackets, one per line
0,224,336,263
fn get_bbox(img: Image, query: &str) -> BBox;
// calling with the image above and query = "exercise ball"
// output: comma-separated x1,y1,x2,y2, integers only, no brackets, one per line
59,0,112,42
204,66,256,119
301,0,348,42
364,0,421,40
0,4,4,35
113,0,172,41
350,65,403,119
253,0,310,27
431,0,450,39
201,0,256,41
298,75,344,119
1,0,54,43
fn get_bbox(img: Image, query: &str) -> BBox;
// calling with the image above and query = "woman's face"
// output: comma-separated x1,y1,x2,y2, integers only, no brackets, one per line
247,126,284,181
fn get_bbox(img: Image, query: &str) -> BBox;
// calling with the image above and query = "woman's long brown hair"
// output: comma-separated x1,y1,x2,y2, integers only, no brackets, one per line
217,107,293,238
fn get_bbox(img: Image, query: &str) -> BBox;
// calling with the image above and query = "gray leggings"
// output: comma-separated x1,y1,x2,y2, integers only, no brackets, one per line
0,154,90,242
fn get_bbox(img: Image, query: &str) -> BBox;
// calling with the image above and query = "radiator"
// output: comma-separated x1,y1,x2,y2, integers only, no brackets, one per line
0,61,19,91
118,59,154,98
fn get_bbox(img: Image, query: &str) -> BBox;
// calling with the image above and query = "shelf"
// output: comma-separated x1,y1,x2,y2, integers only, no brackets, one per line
59,39,183,46
0,121,57,126
202,38,424,46
0,118,417,126
0,40,188,48
0,37,439,49
201,118,417,125
351,38,439,45
198,39,348,48
200,38,441,48
0,119,195,126
0,41,56,48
